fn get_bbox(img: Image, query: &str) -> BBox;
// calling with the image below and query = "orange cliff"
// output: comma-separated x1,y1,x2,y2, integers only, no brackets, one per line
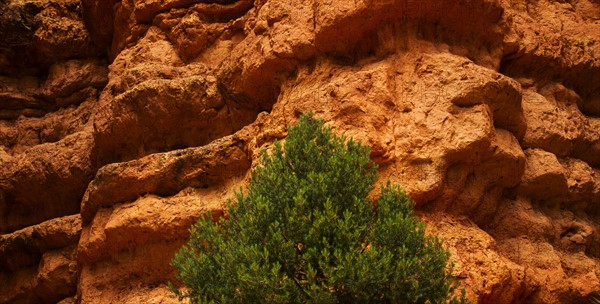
1,0,599,303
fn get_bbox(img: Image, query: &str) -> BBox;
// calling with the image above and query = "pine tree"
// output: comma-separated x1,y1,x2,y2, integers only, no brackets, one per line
171,113,466,304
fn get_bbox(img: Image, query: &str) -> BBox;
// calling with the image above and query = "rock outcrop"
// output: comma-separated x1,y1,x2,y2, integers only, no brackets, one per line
1,0,599,303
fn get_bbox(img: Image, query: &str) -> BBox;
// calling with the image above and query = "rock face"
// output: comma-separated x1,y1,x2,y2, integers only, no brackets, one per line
1,0,599,303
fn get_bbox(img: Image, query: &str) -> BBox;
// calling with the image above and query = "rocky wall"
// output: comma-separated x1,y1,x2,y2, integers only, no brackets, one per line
0,0,599,303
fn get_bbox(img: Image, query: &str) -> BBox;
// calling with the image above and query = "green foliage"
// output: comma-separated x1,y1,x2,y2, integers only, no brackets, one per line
171,113,467,304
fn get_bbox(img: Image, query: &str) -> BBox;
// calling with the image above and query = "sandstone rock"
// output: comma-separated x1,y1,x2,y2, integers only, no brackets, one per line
90,27,258,165
77,187,232,304
0,215,80,304
0,131,94,232
79,186,230,264
0,61,105,120
0,76,47,120
0,99,96,154
314,0,504,64
41,59,108,103
0,0,598,303
57,296,77,304
517,148,569,201
424,215,526,304
564,158,600,216
76,132,250,300
34,247,78,303
155,0,254,61
436,128,526,223
520,84,600,166
0,246,78,304
81,0,118,53
501,0,600,117
489,197,600,303
215,0,316,109
276,50,509,204
0,0,101,76
0,214,81,272
82,134,250,224
489,197,555,243
0,265,38,304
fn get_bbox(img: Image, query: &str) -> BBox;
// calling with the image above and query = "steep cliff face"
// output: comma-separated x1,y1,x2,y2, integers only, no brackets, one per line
1,0,599,303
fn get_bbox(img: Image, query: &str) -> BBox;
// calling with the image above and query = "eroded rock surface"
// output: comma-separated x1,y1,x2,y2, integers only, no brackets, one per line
1,0,599,303
0,215,81,303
